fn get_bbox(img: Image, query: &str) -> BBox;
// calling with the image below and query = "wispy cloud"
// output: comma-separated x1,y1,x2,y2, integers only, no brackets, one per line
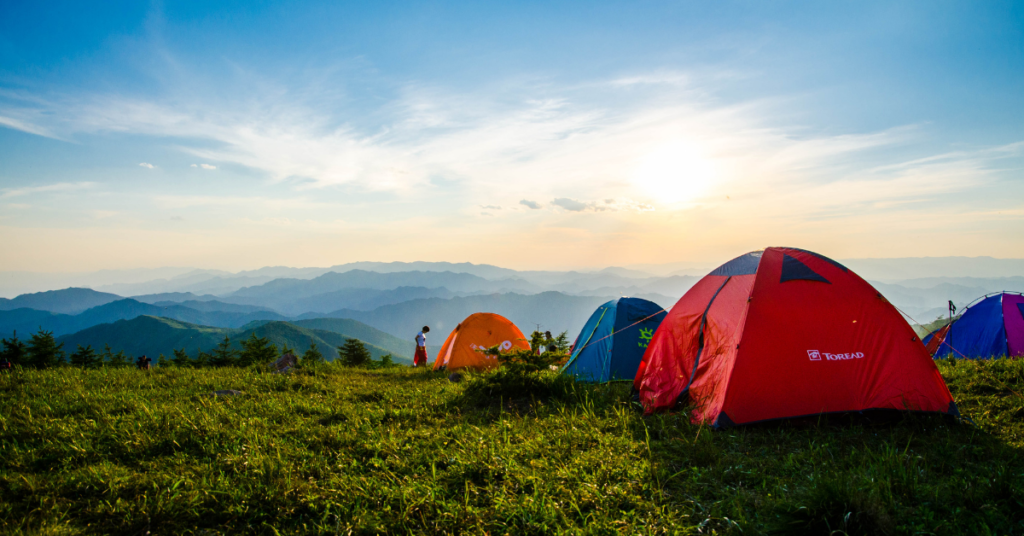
0,64,1018,226
552,198,587,212
139,162,155,169
0,182,95,199
519,199,542,209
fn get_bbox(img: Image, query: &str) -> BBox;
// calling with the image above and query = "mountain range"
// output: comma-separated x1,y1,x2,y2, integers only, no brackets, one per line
2,259,1021,363
56,316,414,364
0,297,288,337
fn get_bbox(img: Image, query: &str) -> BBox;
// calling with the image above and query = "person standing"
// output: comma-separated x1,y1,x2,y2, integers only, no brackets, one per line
414,326,430,367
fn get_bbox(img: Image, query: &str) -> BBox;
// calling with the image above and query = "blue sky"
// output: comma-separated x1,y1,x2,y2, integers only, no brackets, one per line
1,1,1022,272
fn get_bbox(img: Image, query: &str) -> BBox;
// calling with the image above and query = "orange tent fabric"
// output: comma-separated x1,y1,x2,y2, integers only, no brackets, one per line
432,313,530,371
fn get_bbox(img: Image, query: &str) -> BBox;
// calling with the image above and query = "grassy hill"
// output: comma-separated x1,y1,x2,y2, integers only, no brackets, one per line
56,316,411,363
287,317,417,357
0,360,1022,533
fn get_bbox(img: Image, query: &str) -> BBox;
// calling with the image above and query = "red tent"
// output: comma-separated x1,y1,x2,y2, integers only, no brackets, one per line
635,247,958,427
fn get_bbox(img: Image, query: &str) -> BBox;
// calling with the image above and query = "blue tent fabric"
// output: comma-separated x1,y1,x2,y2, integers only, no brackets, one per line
934,295,1007,359
562,297,666,382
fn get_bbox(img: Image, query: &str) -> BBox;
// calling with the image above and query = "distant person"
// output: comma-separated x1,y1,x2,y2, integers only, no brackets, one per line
544,331,557,353
414,326,430,367
0,358,11,372
136,355,152,370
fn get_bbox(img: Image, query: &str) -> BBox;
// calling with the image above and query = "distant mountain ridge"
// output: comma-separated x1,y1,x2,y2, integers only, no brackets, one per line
305,291,648,343
0,298,288,337
56,316,413,364
228,270,538,300
0,288,122,315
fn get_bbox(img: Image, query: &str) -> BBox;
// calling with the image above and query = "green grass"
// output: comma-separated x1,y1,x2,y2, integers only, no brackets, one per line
1,359,1022,535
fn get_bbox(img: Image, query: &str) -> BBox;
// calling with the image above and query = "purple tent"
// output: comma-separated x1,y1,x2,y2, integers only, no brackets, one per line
924,292,1024,359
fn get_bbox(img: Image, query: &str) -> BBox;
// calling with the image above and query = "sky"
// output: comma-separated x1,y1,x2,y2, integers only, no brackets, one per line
1,0,1022,273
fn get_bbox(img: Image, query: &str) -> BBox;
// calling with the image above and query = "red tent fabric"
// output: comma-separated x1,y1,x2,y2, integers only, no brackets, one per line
923,324,951,356
636,247,957,427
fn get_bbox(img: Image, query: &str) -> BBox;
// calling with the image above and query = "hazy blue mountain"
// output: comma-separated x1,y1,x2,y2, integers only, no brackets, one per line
884,276,1024,291
56,316,411,364
0,288,123,315
229,270,539,301
0,267,203,299
96,272,279,298
0,309,54,337
572,289,678,306
844,257,1024,281
132,292,222,303
323,261,519,280
871,277,1024,323
150,300,280,314
305,291,655,344
0,299,288,337
596,266,657,278
91,261,523,297
270,286,459,315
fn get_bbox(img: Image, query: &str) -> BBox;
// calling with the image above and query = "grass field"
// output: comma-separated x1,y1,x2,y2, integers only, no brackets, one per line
1,359,1022,535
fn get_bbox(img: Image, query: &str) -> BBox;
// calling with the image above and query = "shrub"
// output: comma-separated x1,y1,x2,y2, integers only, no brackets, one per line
460,344,575,405
338,338,372,367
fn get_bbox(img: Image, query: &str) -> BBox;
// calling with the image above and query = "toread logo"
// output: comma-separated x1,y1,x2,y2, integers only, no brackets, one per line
809,349,864,361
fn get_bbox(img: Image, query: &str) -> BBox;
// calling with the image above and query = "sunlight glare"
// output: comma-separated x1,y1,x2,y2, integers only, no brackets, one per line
631,142,717,204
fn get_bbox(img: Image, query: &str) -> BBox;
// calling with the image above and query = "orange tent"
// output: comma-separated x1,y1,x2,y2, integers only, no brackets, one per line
432,313,531,371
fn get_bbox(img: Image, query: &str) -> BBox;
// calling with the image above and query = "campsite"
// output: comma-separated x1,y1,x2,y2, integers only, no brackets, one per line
3,250,1024,534
3,1,1024,534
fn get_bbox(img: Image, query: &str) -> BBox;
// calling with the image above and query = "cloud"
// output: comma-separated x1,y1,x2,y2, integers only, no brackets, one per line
139,162,155,169
0,182,95,199
480,205,501,210
170,216,184,221
1,63,1018,227
0,115,55,138
552,198,588,212
519,199,542,209
549,197,655,213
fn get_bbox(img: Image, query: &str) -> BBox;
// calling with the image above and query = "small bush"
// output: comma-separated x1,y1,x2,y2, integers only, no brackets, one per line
460,345,576,406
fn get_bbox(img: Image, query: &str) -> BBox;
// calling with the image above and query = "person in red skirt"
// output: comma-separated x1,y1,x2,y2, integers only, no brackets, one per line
414,326,430,367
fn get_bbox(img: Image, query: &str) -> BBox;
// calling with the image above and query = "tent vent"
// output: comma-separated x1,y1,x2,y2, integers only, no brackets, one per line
780,254,830,284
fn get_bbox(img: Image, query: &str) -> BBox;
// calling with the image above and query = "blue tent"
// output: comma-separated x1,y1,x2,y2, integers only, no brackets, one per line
562,297,667,382
925,292,1024,359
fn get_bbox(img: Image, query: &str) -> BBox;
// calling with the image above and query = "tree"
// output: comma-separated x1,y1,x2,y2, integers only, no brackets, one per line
301,342,324,366
554,331,571,353
1,331,26,366
210,336,238,367
529,330,546,351
70,345,100,368
377,353,396,368
172,348,192,368
238,332,277,367
27,328,65,369
194,349,211,368
99,344,114,366
156,354,169,368
108,350,130,368
338,338,372,367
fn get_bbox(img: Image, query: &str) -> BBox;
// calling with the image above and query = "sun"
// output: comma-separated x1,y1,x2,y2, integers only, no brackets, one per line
631,142,717,204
